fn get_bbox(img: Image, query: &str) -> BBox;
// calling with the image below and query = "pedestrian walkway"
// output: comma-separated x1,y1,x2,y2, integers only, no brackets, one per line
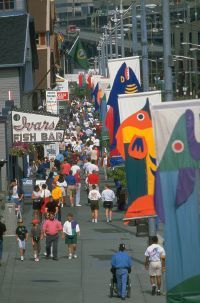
0,176,165,303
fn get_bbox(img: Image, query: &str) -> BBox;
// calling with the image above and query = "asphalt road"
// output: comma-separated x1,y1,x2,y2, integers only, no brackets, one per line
0,177,165,303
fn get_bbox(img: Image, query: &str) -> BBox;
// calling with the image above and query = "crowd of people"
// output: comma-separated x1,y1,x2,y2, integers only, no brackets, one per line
0,97,166,300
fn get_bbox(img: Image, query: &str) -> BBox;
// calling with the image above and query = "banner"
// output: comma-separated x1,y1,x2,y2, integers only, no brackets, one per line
44,143,59,159
68,37,89,69
108,56,141,87
105,59,142,155
12,111,64,143
151,100,200,303
116,91,161,220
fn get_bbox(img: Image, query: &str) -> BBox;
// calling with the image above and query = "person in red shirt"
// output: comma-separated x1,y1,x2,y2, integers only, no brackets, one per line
87,170,99,191
61,159,71,176
74,169,82,206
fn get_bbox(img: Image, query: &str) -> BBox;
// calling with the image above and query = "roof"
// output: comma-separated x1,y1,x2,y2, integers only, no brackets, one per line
0,14,28,67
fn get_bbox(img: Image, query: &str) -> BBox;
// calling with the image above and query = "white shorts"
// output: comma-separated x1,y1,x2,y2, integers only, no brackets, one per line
18,239,26,249
149,261,162,276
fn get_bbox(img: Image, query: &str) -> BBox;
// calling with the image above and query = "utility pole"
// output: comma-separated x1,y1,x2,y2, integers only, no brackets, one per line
97,45,101,75
120,0,125,58
162,0,173,101
108,22,113,59
132,1,138,56
104,27,109,76
114,11,119,58
101,38,106,77
140,0,149,91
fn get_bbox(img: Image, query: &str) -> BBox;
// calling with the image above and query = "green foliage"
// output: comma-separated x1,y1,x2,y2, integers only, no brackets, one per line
107,166,127,188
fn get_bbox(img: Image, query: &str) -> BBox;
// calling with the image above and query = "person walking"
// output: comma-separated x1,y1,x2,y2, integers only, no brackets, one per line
42,212,62,260
40,183,51,217
65,170,76,207
111,244,132,300
15,218,28,261
56,174,67,207
101,184,115,222
62,213,80,259
144,236,166,296
31,185,42,220
51,182,63,221
10,179,24,219
31,219,42,262
74,169,82,206
0,218,6,266
87,170,99,191
88,185,101,223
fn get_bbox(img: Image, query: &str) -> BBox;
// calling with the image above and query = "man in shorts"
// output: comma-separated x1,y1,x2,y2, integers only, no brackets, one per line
101,184,115,222
16,218,28,261
88,185,101,223
62,213,80,259
144,236,166,295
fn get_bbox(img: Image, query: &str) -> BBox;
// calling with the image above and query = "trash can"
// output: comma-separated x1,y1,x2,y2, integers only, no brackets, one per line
5,202,17,236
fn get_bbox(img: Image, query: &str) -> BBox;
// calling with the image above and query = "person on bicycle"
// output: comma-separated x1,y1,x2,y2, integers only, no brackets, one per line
111,243,132,300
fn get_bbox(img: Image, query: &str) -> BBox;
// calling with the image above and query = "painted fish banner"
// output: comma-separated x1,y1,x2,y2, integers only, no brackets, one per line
151,100,200,303
108,56,141,87
116,91,161,220
105,61,142,156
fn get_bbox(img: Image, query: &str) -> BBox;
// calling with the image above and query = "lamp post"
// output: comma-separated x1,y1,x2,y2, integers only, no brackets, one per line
108,22,113,59
119,0,125,58
131,1,138,56
162,0,173,101
97,44,101,75
100,37,106,77
114,11,119,58
140,0,149,91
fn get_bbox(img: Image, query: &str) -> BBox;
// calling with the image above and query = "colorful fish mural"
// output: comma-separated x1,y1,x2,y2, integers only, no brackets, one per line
105,62,141,156
116,99,156,219
153,107,200,303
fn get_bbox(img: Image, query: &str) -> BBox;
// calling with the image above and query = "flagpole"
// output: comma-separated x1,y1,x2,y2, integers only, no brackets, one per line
68,34,79,55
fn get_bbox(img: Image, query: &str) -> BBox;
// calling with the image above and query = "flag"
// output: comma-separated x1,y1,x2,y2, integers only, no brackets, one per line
87,74,92,89
68,37,89,69
105,62,141,154
152,101,200,303
92,83,100,111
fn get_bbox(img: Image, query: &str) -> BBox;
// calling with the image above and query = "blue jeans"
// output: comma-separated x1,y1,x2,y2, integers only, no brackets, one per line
116,268,128,298
0,239,3,260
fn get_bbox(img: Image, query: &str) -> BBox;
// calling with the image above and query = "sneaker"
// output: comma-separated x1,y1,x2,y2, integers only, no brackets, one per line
157,290,161,296
94,219,97,223
76,204,82,207
73,254,77,259
52,257,58,261
92,219,95,223
106,218,109,223
35,258,39,262
44,252,47,256
68,254,72,259
71,204,74,207
20,256,24,261
152,285,156,295
34,252,37,259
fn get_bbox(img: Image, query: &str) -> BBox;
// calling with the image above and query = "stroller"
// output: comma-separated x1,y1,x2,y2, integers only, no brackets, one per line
109,269,131,298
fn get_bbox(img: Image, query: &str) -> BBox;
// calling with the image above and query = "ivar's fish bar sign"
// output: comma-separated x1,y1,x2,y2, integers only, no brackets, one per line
12,111,64,143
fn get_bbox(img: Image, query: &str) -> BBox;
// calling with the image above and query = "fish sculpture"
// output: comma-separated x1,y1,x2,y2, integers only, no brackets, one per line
155,109,200,303
116,99,156,219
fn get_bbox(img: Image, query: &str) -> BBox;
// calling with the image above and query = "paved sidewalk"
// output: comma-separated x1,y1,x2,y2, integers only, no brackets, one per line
0,178,166,303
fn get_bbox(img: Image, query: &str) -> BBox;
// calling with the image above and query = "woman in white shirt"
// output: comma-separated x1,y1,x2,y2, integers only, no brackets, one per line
31,185,42,220
40,184,51,217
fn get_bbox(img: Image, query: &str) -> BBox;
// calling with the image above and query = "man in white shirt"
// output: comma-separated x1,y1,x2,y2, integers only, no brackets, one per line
144,236,166,296
71,163,80,176
88,185,101,223
87,160,99,174
101,184,115,222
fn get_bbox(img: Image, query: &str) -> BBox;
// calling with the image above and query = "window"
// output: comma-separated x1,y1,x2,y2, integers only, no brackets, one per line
0,0,14,10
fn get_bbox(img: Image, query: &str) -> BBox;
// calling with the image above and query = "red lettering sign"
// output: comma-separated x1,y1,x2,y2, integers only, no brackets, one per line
57,92,69,101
